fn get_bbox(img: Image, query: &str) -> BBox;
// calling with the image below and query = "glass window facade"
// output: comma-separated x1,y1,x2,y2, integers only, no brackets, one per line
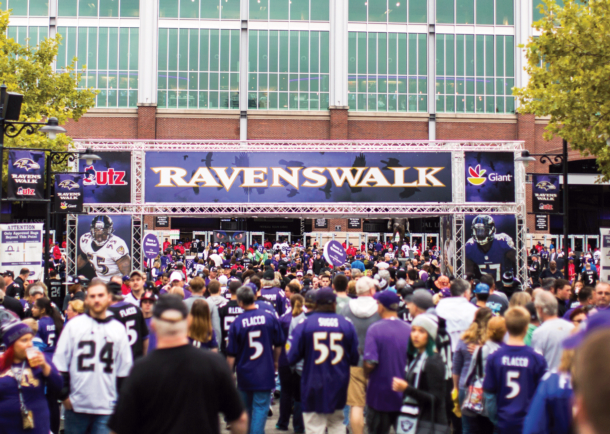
7,26,49,46
159,0,240,19
348,32,427,112
57,27,139,107
249,0,329,21
349,0,426,23
158,29,240,109
435,34,514,114
435,0,513,25
248,30,329,110
58,0,139,17
3,0,48,16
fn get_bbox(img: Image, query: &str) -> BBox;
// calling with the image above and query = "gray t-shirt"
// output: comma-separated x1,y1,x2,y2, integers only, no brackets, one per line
531,317,574,370
183,295,221,345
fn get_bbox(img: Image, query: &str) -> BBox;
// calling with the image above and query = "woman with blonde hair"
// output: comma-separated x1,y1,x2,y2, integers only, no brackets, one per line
66,299,85,320
187,299,218,351
453,308,493,432
509,291,532,308
277,294,305,432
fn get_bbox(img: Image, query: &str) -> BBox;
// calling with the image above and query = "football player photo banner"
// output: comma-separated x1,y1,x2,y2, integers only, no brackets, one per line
465,214,517,284
440,216,454,277
7,150,45,200
465,152,516,203
54,173,84,214
532,174,560,214
77,215,132,283
78,151,131,204
0,223,44,280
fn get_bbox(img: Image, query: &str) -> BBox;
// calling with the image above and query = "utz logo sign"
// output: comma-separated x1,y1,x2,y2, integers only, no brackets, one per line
13,158,40,171
465,152,516,203
17,187,36,196
83,165,127,186
78,152,132,204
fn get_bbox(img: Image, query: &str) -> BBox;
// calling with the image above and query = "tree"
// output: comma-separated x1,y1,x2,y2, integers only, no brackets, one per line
515,0,610,180
0,7,96,186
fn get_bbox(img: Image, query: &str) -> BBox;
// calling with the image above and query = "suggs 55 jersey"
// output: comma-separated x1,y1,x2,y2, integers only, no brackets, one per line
80,234,129,283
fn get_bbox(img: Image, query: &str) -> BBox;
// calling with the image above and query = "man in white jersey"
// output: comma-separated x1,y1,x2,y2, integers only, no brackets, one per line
53,278,133,434
78,216,131,283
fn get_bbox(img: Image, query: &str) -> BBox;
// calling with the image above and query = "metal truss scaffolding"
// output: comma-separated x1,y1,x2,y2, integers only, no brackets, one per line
68,140,528,281
66,214,77,277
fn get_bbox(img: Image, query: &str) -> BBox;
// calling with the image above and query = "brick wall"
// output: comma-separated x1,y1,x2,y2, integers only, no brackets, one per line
65,116,138,139
138,105,156,139
156,118,240,139
248,119,330,139
348,121,428,139
437,121,517,140
330,108,348,139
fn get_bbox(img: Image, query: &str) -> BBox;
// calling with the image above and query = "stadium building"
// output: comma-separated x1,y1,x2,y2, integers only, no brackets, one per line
6,0,610,249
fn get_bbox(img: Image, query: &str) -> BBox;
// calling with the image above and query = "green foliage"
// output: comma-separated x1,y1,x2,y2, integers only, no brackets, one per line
0,6,96,184
515,0,610,180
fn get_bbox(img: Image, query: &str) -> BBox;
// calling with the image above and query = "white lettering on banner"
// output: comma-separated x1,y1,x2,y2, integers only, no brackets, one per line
151,166,447,189
489,173,513,182
242,315,266,328
271,167,302,189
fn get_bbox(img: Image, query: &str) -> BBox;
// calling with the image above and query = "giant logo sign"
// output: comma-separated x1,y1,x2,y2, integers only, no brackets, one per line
465,152,515,203
79,151,131,204
144,152,453,203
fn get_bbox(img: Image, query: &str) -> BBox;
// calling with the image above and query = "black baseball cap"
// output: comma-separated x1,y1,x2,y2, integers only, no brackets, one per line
2,270,14,278
316,287,336,305
153,294,188,322
107,282,123,296
263,269,275,280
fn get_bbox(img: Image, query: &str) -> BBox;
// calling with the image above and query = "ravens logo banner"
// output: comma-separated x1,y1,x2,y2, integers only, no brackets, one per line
7,150,45,200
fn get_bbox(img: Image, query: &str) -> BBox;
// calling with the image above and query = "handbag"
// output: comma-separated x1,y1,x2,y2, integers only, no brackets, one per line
462,346,486,417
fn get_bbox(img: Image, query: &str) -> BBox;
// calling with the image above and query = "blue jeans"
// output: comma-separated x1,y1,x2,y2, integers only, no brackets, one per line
64,410,110,434
240,390,272,434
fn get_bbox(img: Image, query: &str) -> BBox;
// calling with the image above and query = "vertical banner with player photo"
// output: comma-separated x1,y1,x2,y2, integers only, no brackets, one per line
54,174,84,213
440,216,454,276
532,174,560,214
7,150,45,200
465,152,516,203
77,215,132,282
79,151,131,203
465,214,517,284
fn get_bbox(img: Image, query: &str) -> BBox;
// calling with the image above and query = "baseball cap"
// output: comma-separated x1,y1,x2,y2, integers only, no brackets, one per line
473,283,490,294
153,294,188,322
141,291,158,303
563,309,610,349
501,271,514,285
130,270,146,279
374,290,401,311
306,270,313,275
122,275,130,282
296,271,303,277
245,282,258,293
169,271,184,282
263,269,275,280
2,270,14,278
28,285,44,296
316,287,336,305
525,302,538,322
107,282,123,296
409,289,434,311
210,267,218,273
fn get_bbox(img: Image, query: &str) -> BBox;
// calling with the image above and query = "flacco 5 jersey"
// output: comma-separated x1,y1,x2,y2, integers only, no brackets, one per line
466,233,515,281
80,234,129,283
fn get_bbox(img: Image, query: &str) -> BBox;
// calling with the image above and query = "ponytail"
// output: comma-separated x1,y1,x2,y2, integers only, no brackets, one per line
291,294,304,317
35,297,64,337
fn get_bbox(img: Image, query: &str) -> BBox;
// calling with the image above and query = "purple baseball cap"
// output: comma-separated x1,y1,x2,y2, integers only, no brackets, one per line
374,290,401,311
316,287,336,305
563,309,610,349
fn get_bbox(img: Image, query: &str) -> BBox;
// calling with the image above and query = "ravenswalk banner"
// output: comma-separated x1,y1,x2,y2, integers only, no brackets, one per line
54,173,84,213
7,150,45,200
0,223,44,280
532,174,560,214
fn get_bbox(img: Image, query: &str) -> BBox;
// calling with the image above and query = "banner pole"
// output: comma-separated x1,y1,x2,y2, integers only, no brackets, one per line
44,153,51,287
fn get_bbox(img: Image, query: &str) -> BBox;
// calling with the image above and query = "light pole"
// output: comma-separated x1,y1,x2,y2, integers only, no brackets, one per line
516,138,569,279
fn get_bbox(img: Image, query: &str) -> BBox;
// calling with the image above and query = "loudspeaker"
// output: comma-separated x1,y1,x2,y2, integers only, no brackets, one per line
2,92,23,121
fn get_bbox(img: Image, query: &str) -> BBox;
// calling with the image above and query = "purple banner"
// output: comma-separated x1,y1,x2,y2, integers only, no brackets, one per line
54,173,84,213
7,150,45,200
532,174,560,214
324,240,347,267
465,152,515,203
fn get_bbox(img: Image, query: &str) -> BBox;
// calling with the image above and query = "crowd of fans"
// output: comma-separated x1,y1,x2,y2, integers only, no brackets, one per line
0,236,608,434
